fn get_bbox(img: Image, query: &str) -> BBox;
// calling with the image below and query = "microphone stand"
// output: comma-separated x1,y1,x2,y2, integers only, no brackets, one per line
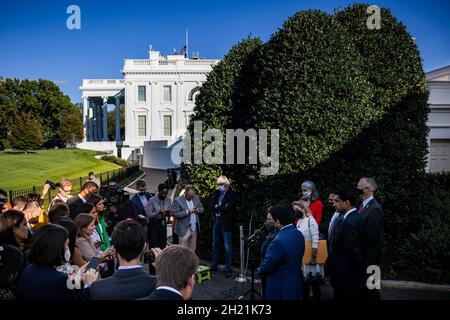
238,227,266,300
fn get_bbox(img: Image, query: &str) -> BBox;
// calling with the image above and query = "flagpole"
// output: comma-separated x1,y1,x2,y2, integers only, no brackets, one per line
185,28,189,58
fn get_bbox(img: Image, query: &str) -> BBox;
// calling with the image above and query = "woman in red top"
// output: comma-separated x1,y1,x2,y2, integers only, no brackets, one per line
301,180,323,226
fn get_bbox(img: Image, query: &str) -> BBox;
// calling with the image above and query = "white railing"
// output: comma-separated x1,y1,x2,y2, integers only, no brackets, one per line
132,60,150,65
185,60,218,65
83,79,125,86
159,60,177,65
125,59,219,67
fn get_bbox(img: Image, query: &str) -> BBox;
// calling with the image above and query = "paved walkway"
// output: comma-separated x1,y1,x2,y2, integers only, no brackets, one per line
190,266,450,300
127,168,168,194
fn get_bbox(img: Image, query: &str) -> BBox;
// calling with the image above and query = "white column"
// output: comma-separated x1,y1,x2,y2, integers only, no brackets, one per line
92,101,98,141
82,97,88,142
115,97,121,141
102,97,109,141
124,81,133,144
97,102,102,140
88,100,93,141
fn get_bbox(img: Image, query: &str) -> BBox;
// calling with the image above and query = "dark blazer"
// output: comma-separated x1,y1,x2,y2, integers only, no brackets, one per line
329,209,365,297
89,267,156,300
359,198,384,268
258,224,304,300
209,187,237,232
130,192,153,220
67,195,93,220
147,288,184,300
17,264,74,300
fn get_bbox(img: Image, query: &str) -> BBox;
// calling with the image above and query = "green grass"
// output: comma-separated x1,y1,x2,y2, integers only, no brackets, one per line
0,149,121,190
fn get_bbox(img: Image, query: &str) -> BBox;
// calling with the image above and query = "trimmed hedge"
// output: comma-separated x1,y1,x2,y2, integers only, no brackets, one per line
100,155,131,167
182,4,449,283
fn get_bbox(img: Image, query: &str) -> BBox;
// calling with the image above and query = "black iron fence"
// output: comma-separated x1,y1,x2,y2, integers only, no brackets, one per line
7,165,140,205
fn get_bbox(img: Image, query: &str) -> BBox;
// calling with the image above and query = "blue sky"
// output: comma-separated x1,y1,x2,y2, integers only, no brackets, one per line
0,0,449,103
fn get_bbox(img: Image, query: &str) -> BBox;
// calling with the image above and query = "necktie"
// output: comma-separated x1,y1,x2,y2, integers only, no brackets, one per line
357,203,364,213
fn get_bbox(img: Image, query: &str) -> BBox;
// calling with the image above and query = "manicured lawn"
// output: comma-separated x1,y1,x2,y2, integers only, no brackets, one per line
0,149,121,190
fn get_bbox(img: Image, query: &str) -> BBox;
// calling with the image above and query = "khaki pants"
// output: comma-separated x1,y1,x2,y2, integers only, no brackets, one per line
179,228,197,252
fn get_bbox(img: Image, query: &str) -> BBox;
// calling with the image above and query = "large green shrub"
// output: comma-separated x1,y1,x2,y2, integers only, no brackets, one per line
182,4,448,283
234,10,380,174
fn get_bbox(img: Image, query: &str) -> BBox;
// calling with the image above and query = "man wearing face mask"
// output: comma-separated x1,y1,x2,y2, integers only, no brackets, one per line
209,176,236,277
356,177,384,300
259,207,278,299
146,183,171,250
257,205,304,300
130,180,154,224
172,185,204,252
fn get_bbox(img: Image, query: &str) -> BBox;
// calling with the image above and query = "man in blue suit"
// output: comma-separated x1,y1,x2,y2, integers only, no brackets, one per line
130,180,154,223
257,205,305,300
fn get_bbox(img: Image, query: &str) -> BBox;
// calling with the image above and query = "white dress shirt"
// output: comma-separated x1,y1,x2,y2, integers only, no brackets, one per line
139,194,149,209
328,211,340,235
343,208,357,220
186,198,197,231
362,196,374,210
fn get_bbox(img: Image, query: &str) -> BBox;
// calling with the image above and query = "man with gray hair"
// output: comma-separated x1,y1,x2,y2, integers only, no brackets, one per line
209,175,237,277
356,177,384,300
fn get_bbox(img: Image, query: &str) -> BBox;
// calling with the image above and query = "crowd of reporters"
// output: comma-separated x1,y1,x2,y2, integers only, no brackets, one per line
0,171,383,301
0,173,199,301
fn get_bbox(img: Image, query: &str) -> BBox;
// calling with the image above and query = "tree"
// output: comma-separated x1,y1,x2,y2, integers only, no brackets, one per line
59,109,84,147
0,78,80,143
8,112,43,152
107,105,125,141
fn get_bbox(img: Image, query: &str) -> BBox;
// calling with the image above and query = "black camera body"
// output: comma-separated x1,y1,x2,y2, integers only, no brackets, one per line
143,250,156,264
99,182,126,204
46,180,60,190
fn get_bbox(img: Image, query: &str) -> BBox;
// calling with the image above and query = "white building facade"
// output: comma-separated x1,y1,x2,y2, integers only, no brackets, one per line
78,49,219,164
426,65,450,172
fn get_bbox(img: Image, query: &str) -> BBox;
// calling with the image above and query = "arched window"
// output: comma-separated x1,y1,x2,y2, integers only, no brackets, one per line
188,86,201,102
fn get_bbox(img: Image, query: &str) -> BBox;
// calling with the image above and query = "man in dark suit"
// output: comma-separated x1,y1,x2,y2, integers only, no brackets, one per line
129,179,153,223
67,181,98,220
356,177,384,300
257,205,305,300
209,175,237,277
329,188,365,300
148,245,199,300
89,220,156,300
